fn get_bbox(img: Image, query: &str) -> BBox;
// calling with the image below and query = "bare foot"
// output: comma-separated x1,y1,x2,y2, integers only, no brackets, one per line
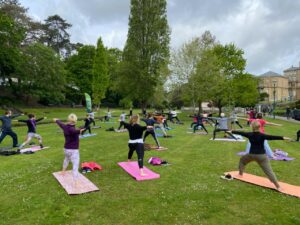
237,174,243,178
140,172,148,177
61,170,67,176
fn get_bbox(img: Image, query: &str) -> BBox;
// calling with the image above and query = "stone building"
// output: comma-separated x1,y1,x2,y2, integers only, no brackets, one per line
283,63,300,101
258,71,289,102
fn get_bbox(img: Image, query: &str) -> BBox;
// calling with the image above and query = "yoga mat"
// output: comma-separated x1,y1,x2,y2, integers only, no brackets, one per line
237,152,295,161
79,133,97,139
92,126,101,129
187,131,208,135
210,138,245,142
53,170,99,195
118,161,160,181
20,146,49,153
225,171,300,198
114,129,128,133
144,144,168,151
156,133,173,138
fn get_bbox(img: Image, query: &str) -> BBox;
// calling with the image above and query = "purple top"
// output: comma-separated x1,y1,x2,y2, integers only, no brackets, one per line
56,120,80,149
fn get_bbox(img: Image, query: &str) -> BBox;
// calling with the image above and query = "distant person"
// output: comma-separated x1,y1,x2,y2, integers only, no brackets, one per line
296,130,300,142
17,114,46,150
118,112,126,130
105,108,112,121
209,113,237,140
286,107,291,120
82,114,95,135
129,108,133,119
0,110,23,148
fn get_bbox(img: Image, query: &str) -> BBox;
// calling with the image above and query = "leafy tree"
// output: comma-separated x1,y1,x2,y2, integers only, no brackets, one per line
189,49,221,112
17,43,66,104
210,43,246,114
43,14,72,57
118,0,170,108
232,73,259,107
92,37,109,107
0,11,24,89
0,0,44,45
65,45,96,100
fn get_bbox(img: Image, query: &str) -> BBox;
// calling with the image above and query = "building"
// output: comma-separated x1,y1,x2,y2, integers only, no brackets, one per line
258,71,289,102
283,63,300,101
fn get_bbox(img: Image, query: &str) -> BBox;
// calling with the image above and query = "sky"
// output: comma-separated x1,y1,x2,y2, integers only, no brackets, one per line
19,0,300,75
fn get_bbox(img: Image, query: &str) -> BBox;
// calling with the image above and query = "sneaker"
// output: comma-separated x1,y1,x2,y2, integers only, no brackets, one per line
221,174,233,180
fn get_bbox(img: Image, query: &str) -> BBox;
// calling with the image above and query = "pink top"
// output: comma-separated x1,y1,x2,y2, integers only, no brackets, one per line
249,118,266,133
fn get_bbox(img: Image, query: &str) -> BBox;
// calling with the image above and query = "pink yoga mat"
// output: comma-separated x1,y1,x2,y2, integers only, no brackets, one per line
53,170,99,195
118,161,160,181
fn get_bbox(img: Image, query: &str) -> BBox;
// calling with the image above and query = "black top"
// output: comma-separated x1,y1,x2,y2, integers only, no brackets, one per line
18,118,44,133
0,114,22,131
232,131,284,154
123,122,147,140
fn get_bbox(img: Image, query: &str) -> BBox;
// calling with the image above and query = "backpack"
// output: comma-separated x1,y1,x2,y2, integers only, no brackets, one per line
148,157,162,165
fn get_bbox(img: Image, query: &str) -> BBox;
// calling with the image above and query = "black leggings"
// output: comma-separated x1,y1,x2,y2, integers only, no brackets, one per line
0,129,18,147
190,122,197,128
143,130,160,147
193,123,208,133
213,129,237,140
118,122,124,130
82,126,91,134
231,121,243,129
297,130,300,141
128,143,144,168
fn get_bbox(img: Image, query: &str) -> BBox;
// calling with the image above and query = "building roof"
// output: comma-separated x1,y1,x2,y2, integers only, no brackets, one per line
283,66,300,73
259,71,284,77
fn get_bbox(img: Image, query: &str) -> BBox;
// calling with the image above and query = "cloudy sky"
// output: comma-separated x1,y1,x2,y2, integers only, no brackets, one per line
19,0,300,75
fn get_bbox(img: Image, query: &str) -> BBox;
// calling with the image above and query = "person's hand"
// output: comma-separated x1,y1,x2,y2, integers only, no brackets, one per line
147,126,153,129
283,137,291,141
80,129,86,134
53,118,58,122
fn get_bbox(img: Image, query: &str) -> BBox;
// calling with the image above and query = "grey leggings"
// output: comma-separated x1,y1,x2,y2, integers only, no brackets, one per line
239,154,279,188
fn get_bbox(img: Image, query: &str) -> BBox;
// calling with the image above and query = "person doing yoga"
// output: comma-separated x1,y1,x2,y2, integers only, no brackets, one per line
54,114,85,185
141,113,161,148
121,114,152,176
17,114,46,150
231,121,290,191
82,114,95,135
210,113,237,140
192,114,209,134
231,111,243,129
0,110,23,147
296,130,300,142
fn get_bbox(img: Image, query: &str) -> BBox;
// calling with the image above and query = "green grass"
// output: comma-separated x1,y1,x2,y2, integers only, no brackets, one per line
0,108,300,225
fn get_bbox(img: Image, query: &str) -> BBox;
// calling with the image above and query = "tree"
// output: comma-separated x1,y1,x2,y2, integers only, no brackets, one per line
16,43,66,104
188,48,221,113
118,0,170,108
43,14,72,57
65,45,96,102
233,73,259,107
170,31,216,84
0,11,24,89
92,37,109,107
210,43,246,114
0,0,44,45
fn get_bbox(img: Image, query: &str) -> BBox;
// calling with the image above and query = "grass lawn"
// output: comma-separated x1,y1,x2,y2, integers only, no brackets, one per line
0,108,300,225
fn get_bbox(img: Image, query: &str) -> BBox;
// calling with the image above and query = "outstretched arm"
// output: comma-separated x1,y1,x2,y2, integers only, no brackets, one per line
11,113,24,119
265,121,282,126
36,117,46,123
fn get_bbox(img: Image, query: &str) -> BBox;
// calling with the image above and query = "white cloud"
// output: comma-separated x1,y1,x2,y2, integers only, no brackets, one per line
19,0,300,75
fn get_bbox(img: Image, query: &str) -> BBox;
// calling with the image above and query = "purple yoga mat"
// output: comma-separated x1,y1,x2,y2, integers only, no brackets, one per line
118,161,160,181
237,151,295,161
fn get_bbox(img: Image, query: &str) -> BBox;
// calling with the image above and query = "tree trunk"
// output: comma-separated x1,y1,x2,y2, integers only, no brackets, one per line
198,101,202,114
